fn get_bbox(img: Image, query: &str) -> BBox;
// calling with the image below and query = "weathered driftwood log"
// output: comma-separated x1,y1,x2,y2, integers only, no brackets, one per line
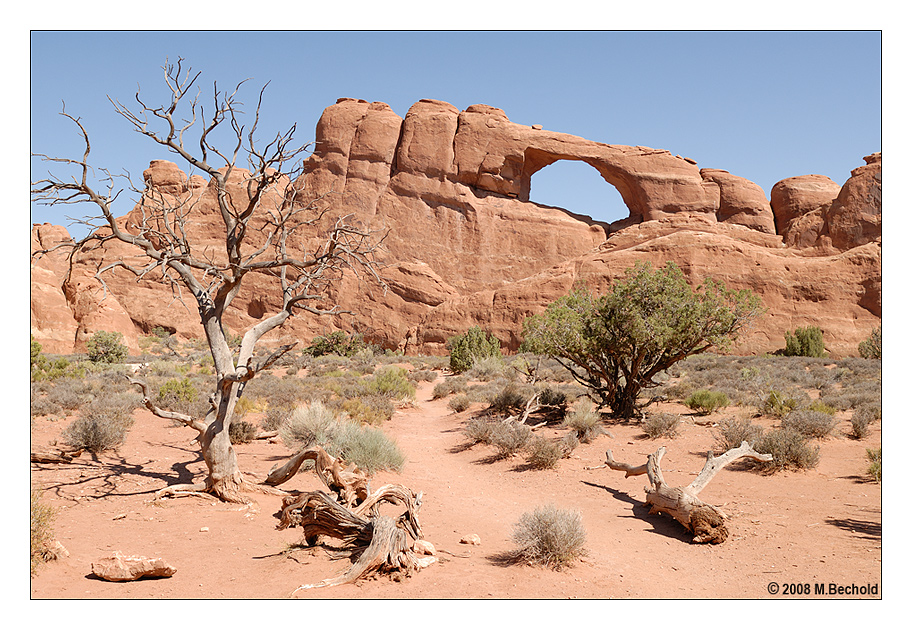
604,441,772,543
31,447,84,464
270,446,427,592
265,446,371,508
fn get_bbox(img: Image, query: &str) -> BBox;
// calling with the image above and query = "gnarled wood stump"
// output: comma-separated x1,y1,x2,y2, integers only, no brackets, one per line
266,446,427,592
604,441,772,543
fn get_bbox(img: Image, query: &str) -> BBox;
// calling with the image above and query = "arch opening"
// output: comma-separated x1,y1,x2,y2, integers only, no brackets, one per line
528,159,631,227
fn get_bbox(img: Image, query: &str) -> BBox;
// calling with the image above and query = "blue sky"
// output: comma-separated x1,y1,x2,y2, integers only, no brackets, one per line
30,30,881,238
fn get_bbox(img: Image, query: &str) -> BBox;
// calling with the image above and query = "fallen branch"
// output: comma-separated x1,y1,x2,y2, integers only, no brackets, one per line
604,441,772,543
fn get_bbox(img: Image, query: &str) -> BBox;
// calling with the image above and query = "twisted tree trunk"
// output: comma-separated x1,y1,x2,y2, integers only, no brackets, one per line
604,441,772,543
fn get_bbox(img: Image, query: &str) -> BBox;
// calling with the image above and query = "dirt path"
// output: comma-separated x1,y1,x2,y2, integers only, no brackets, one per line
30,375,881,599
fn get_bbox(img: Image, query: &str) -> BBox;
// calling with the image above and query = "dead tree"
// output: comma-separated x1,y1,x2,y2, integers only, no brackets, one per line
267,446,427,591
604,441,772,543
31,58,384,503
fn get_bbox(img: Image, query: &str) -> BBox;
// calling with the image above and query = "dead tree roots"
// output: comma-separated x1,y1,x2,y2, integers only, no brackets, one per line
266,446,428,592
604,441,772,543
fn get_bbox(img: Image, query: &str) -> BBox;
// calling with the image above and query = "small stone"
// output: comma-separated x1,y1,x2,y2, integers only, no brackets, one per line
199,527,209,532
91,551,176,582
112,513,127,520
413,539,436,556
460,534,481,546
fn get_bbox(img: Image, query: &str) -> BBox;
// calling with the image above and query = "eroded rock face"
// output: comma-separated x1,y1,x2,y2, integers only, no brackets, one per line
29,99,880,358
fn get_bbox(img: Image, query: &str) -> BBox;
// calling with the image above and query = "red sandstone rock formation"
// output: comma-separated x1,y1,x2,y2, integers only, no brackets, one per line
30,99,881,358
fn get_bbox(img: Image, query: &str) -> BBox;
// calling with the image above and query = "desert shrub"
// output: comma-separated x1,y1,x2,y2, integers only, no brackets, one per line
463,417,498,445
486,383,531,415
714,417,764,451
448,393,473,413
521,262,761,418
30,391,61,418
489,422,533,458
525,436,567,470
156,377,199,414
279,401,341,449
329,421,405,474
850,404,881,439
408,369,438,383
642,412,681,439
781,410,838,439
754,428,820,471
278,402,403,473
448,326,502,374
760,389,805,418
43,377,91,411
233,395,260,418
432,375,470,399
31,355,87,382
804,400,837,415
783,326,826,358
510,504,587,570
336,395,395,425
466,355,506,381
684,389,730,415
562,399,603,443
62,399,134,453
363,366,416,400
305,331,368,358
858,325,882,359
30,489,56,575
229,420,258,444
866,447,881,482
262,406,292,431
85,330,128,364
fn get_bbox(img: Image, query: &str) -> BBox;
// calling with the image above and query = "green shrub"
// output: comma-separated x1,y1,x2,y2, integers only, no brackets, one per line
684,389,730,415
304,331,368,358
858,325,882,359
714,417,764,452
510,504,587,570
364,366,416,400
337,395,395,425
156,377,199,415
62,400,135,453
30,336,42,369
448,326,502,374
85,330,128,364
754,428,820,471
781,410,838,439
229,420,258,444
760,390,803,418
562,399,603,443
866,447,881,482
805,400,837,416
30,489,56,575
783,326,826,358
642,412,682,439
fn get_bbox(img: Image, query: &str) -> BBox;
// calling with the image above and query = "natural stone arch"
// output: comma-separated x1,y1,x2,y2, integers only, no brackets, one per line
523,152,639,231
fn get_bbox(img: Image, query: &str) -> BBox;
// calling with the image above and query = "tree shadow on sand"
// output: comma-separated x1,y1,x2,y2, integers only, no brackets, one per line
581,480,693,543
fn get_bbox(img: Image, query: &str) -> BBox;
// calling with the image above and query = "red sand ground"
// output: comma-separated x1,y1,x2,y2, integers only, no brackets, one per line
30,376,881,602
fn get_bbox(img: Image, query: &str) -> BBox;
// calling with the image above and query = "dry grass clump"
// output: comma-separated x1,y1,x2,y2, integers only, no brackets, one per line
278,401,404,474
714,417,764,451
866,447,881,482
509,504,587,570
524,436,569,470
781,409,838,439
333,394,395,425
62,398,135,454
447,393,473,413
30,489,56,575
562,399,604,443
228,419,258,444
753,428,820,472
642,412,681,439
489,421,533,458
432,375,470,400
850,404,881,439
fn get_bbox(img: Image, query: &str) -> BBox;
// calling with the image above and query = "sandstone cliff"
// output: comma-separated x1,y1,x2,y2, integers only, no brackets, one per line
30,98,881,358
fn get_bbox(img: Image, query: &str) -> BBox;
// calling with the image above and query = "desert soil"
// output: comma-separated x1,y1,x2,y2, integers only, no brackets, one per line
30,376,881,600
